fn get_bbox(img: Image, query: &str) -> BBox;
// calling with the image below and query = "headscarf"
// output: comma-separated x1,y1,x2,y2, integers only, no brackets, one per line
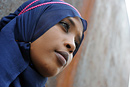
0,0,87,86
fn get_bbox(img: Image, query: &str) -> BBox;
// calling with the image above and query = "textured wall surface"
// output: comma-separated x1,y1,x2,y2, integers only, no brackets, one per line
0,0,27,18
64,0,83,12
74,0,130,87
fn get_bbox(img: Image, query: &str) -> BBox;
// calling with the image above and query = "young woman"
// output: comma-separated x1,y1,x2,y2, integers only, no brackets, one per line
0,0,87,87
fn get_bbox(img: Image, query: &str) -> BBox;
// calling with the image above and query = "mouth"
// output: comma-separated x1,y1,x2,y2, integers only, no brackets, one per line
55,50,69,66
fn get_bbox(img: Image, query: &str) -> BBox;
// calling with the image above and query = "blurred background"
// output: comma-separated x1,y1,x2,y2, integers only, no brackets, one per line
0,0,130,87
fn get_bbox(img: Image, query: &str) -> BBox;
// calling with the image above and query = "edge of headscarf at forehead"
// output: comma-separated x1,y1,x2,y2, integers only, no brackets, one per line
18,0,81,16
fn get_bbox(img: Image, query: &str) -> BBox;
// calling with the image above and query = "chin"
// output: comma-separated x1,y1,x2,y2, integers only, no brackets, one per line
38,67,61,77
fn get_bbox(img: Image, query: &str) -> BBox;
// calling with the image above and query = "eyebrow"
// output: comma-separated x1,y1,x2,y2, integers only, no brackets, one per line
67,18,75,26
78,36,82,44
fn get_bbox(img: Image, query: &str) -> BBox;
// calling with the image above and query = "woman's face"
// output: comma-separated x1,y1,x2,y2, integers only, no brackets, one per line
30,17,83,77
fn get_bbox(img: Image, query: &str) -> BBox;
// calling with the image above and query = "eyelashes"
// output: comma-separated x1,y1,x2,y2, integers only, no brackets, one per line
58,21,79,50
59,21,70,33
74,41,79,49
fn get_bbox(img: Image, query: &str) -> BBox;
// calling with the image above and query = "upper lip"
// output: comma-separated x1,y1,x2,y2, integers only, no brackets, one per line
55,50,69,62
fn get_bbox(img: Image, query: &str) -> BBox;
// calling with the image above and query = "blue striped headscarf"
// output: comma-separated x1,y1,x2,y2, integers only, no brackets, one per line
0,0,87,86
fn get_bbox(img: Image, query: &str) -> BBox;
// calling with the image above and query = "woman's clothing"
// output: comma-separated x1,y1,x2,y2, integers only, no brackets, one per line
0,0,87,86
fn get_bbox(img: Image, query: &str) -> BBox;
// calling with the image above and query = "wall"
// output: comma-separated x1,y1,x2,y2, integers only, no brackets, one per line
73,0,130,87
0,0,27,18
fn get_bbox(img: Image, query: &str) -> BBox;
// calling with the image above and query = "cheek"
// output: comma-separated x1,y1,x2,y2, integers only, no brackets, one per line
30,48,62,77
30,39,65,77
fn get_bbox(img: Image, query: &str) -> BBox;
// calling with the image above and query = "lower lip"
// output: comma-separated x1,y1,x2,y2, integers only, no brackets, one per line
55,52,66,66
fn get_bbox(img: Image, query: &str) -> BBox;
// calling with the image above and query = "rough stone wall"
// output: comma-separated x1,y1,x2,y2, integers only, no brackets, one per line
0,0,27,18
65,0,83,12
73,0,130,87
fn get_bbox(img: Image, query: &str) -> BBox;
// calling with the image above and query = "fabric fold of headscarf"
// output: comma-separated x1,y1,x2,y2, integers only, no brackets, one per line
0,0,87,87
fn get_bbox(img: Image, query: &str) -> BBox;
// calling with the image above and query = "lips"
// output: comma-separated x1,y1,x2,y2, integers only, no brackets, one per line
55,50,69,66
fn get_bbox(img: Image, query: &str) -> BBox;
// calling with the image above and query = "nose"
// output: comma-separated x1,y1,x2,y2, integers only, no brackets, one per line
64,38,76,54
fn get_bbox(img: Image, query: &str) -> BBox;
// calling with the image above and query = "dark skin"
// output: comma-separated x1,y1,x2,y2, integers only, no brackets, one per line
30,17,83,77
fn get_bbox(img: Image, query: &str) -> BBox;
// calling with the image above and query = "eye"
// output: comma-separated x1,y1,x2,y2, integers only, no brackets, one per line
75,41,79,49
59,21,70,32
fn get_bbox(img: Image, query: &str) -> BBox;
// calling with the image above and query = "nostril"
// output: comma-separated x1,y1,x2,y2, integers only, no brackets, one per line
66,44,71,48
69,51,73,53
66,44,73,53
